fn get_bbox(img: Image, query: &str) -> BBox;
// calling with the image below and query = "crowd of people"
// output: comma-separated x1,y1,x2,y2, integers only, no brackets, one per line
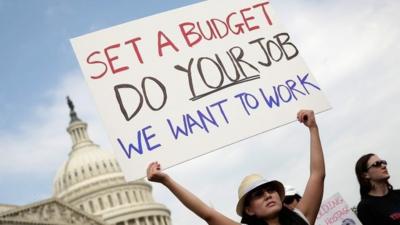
146,110,399,225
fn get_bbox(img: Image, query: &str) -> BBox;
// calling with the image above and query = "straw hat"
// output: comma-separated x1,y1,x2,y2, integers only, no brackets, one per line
236,174,285,216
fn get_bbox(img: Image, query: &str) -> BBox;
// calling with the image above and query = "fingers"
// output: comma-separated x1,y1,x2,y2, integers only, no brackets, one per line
147,161,156,173
147,162,154,178
156,162,161,171
147,161,161,179
297,110,316,126
297,110,308,123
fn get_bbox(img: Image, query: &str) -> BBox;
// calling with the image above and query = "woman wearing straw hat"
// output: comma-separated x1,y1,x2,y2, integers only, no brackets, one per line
147,110,325,225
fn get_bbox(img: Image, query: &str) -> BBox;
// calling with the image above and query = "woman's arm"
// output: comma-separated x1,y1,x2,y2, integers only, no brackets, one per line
295,110,325,225
147,162,239,225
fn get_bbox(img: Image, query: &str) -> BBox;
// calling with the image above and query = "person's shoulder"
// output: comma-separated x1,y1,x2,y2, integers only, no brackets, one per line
357,201,375,225
357,200,365,209
357,198,372,212
391,189,400,196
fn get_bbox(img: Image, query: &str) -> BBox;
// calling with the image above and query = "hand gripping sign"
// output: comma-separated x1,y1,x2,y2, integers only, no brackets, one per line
71,0,331,181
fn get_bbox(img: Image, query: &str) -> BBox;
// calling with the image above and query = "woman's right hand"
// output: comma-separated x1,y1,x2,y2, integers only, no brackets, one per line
147,161,169,183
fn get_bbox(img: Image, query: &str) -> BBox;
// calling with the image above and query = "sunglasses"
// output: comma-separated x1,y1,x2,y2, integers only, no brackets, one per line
367,160,387,170
248,185,276,200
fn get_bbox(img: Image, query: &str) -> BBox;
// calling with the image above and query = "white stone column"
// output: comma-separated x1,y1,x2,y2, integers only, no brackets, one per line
145,216,150,225
133,190,139,202
140,190,145,202
153,216,159,225
128,190,135,204
156,217,162,225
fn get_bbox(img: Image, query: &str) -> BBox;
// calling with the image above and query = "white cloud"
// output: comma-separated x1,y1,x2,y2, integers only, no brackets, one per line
273,0,400,88
0,70,111,178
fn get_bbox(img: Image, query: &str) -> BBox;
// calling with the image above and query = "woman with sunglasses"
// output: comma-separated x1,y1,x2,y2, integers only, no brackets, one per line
147,110,325,225
355,154,400,225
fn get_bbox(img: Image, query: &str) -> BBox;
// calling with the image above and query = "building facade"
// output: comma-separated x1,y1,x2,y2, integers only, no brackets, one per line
0,98,172,225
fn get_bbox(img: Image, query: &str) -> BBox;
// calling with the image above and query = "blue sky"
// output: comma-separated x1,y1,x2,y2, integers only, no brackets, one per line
0,0,200,206
0,0,200,133
1,1,400,225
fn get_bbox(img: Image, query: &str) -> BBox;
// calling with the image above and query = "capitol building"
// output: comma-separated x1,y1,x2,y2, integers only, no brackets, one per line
0,99,172,225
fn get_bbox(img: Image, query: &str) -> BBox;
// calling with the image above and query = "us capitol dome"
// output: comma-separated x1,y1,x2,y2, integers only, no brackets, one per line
0,97,172,225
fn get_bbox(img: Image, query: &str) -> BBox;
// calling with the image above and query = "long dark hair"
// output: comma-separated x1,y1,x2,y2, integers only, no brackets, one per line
355,153,392,199
241,206,308,225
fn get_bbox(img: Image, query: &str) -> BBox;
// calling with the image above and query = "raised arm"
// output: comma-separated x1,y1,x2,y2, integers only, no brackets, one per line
295,110,325,225
147,162,239,225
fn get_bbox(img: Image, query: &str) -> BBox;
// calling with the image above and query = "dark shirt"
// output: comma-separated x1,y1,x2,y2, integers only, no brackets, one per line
357,189,400,225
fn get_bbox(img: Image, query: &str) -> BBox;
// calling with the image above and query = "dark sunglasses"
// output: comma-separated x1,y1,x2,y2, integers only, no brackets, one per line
248,185,276,200
367,160,387,170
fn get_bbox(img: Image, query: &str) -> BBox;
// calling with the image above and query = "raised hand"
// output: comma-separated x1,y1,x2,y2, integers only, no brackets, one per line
147,161,169,183
295,109,324,225
297,109,317,129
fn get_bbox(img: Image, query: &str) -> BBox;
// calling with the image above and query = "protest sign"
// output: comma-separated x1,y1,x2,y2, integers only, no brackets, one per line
316,193,362,225
71,0,331,181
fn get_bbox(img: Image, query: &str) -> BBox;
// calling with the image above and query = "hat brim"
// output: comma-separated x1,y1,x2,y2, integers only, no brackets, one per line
236,180,285,217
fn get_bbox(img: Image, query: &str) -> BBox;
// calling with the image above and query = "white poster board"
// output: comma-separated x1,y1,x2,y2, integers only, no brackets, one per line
71,0,331,181
316,193,362,225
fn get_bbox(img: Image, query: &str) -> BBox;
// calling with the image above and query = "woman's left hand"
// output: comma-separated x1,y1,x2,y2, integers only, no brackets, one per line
297,110,317,129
